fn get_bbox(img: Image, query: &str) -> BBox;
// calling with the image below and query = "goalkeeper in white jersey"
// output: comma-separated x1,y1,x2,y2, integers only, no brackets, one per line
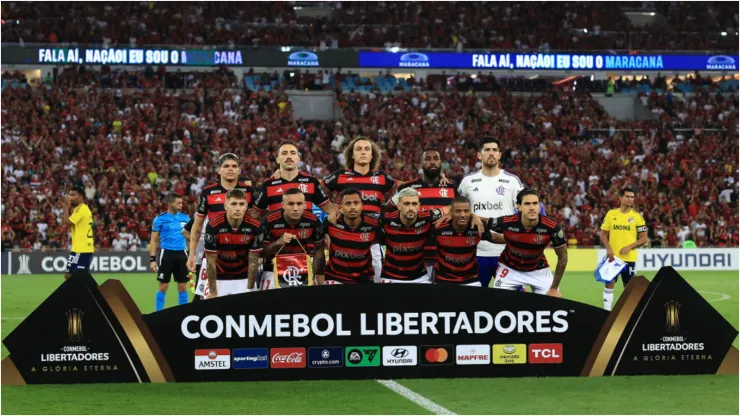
457,137,523,288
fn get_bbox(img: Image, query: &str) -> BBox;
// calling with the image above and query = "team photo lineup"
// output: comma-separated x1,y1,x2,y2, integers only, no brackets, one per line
111,134,646,309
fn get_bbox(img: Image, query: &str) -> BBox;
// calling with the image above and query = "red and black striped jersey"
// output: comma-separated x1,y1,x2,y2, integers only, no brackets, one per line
203,213,263,280
323,215,380,284
433,218,492,284
260,209,325,267
253,172,330,215
395,177,457,260
196,182,254,223
380,209,443,281
322,169,398,216
492,214,567,272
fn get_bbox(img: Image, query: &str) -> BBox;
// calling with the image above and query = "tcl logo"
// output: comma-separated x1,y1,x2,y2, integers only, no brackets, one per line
270,348,307,368
528,343,563,364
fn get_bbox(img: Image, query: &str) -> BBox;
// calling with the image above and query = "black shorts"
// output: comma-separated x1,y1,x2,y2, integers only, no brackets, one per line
157,250,189,283
620,262,636,286
66,252,93,273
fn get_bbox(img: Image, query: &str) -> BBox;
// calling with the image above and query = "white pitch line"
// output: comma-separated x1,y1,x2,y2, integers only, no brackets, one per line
377,379,457,415
1,317,24,320
698,290,731,302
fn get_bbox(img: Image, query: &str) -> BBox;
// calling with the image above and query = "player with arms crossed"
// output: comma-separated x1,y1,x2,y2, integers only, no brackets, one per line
319,188,381,284
248,188,325,290
390,148,457,277
380,188,444,284
252,141,338,218
187,153,254,300
203,190,263,298
150,193,190,310
458,137,523,288
434,196,494,286
600,186,648,310
490,189,567,296
62,185,94,280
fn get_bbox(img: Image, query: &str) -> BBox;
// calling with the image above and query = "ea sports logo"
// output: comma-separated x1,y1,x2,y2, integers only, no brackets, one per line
283,266,302,286
348,349,363,364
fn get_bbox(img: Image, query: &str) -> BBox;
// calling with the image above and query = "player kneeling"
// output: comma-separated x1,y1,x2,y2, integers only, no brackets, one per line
203,190,263,298
490,189,567,297
248,188,325,290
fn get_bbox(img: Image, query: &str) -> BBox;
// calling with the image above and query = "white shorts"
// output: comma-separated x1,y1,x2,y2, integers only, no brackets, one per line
216,279,247,297
194,256,209,297
491,263,554,295
425,260,434,279
380,270,433,284
371,244,383,283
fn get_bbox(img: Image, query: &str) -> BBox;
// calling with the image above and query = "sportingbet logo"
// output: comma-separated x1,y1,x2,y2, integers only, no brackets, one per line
194,349,230,370
232,348,269,369
528,343,563,364
473,201,503,212
270,347,306,368
455,344,490,365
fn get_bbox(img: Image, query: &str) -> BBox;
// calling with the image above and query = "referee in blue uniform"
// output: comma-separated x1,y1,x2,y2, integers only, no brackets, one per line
150,193,191,311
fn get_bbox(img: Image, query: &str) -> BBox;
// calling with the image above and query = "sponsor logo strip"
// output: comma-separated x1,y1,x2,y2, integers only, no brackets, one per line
492,344,527,364
455,344,490,365
270,347,307,368
345,346,381,367
382,346,418,367
528,343,563,364
308,347,344,368
232,348,269,369
194,349,230,370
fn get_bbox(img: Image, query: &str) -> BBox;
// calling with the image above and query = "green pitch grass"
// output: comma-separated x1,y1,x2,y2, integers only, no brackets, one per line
2,271,738,414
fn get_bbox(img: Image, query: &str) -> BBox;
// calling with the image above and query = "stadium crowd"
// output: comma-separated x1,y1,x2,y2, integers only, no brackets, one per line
1,1,737,50
1,63,737,251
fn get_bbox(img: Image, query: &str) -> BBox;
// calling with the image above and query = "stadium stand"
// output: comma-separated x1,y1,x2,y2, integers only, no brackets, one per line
0,1,737,251
1,2,736,50
2,65,737,250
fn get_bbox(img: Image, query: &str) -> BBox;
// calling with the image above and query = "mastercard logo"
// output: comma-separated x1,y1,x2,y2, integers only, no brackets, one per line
423,347,451,364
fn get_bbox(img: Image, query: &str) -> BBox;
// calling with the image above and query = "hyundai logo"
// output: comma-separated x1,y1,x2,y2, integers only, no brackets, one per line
391,348,409,358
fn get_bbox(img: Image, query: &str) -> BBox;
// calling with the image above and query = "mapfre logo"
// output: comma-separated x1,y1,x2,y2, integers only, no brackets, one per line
455,344,490,365
270,347,306,368
528,343,563,364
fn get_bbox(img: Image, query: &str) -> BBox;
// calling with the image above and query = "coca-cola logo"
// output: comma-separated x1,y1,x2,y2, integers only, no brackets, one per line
270,347,307,368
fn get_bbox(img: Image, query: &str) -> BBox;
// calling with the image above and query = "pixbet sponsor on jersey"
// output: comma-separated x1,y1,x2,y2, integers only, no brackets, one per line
473,201,503,212
180,310,569,339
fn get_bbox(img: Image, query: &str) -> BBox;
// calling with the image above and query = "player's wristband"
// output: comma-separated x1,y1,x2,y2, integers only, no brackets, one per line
149,256,156,262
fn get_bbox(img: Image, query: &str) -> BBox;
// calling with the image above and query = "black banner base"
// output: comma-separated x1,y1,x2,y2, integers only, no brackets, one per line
2,267,737,384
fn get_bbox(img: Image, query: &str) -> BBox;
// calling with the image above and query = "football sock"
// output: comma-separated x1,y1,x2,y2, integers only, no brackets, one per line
178,291,188,305
603,288,614,311
155,291,166,311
